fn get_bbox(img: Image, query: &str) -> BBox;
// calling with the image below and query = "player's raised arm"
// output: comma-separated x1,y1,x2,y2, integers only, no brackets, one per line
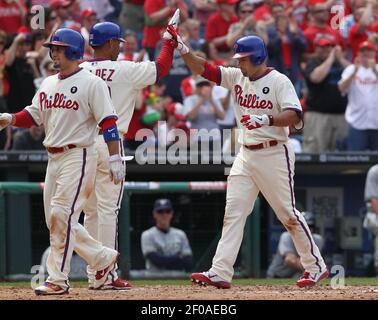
166,24,221,84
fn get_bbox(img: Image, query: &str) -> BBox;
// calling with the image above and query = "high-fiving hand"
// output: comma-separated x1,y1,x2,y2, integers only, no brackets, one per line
163,8,180,40
163,9,190,55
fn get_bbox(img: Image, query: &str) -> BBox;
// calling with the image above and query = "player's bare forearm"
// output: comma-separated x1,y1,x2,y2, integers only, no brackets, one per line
210,35,229,48
182,50,206,75
271,109,301,127
149,7,173,22
106,140,120,156
309,54,334,83
226,29,244,48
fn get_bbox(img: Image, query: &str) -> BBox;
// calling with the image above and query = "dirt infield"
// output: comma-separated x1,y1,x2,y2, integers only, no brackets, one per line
1,284,378,300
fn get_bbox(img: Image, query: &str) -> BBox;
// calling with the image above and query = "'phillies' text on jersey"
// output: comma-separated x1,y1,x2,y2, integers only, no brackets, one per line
39,92,79,111
234,84,273,109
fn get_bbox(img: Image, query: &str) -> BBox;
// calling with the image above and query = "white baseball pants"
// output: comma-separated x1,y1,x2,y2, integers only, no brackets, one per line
210,142,326,282
43,146,118,289
84,136,125,284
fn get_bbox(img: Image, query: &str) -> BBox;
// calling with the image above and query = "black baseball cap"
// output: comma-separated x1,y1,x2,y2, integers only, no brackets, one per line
153,199,173,212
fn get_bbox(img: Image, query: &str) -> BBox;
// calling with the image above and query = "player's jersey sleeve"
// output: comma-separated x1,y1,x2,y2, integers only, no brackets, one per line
275,74,303,129
141,229,157,257
275,75,302,112
365,165,378,201
179,231,193,257
119,60,157,90
278,232,297,257
219,66,241,91
88,77,117,124
24,88,43,126
313,234,324,252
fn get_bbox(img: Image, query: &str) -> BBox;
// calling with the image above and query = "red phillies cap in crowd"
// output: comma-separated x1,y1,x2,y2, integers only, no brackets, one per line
307,0,327,6
81,8,97,20
358,41,375,51
17,26,31,34
50,0,71,10
17,26,33,41
314,37,336,47
217,0,239,4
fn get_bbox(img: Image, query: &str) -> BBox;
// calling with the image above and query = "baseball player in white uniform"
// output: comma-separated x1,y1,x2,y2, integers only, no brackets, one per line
166,29,328,288
79,13,179,289
0,28,125,295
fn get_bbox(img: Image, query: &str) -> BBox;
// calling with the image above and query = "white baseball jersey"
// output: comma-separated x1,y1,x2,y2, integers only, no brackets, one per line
340,64,378,130
25,68,117,148
219,67,302,145
80,59,157,134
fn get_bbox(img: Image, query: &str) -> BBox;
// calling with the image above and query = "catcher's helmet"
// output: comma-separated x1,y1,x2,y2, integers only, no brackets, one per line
232,35,267,65
89,22,125,47
43,28,84,61
302,211,316,227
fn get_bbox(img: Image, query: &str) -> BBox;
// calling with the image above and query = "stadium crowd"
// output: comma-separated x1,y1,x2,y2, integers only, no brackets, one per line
0,0,377,153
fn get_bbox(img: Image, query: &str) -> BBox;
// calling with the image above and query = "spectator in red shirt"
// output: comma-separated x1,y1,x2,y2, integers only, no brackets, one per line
303,2,344,59
339,0,366,41
205,0,239,57
0,0,26,35
254,0,275,25
192,0,218,38
0,29,11,150
143,0,188,60
349,0,378,60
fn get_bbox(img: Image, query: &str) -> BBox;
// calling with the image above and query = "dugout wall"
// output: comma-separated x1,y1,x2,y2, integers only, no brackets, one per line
0,181,261,280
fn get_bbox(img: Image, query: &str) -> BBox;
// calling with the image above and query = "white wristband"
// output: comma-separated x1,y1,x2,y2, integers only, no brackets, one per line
178,42,189,55
109,154,122,162
176,35,189,55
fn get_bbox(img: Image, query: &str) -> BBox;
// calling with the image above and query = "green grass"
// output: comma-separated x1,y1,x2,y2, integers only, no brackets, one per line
1,278,378,287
